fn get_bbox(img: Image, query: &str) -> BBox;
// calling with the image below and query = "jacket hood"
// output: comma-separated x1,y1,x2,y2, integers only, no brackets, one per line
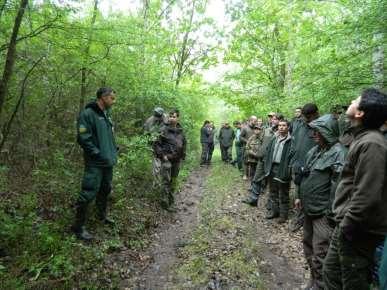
85,100,104,116
309,114,339,145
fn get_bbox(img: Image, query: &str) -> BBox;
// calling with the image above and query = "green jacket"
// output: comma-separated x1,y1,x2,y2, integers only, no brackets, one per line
77,100,118,167
252,128,275,183
219,126,235,147
299,115,347,218
153,123,187,162
290,119,317,174
333,126,387,235
264,133,292,183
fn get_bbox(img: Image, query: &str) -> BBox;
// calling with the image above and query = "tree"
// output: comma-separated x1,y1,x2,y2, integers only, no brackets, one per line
0,0,28,121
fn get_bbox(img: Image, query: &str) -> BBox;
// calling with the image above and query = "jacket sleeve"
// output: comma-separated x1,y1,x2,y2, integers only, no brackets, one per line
240,128,248,144
152,135,164,158
340,142,386,230
182,133,187,160
77,111,100,156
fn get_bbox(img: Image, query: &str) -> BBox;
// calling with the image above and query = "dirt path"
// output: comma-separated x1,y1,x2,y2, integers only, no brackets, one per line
132,168,208,289
112,159,306,289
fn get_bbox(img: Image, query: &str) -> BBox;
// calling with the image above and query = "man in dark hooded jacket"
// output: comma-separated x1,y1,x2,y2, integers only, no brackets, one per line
294,114,347,290
289,103,319,232
72,87,118,241
219,122,235,162
153,109,186,210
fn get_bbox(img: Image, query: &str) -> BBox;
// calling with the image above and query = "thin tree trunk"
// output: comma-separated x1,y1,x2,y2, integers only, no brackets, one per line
175,0,196,89
0,0,8,21
79,0,98,112
372,32,384,89
0,56,43,152
0,0,28,121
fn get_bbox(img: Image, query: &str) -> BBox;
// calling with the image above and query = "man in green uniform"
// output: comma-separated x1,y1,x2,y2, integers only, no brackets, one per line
323,88,387,290
153,109,186,210
71,87,118,241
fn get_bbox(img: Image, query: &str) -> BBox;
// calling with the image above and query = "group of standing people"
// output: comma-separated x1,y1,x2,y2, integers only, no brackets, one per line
200,88,387,290
71,85,387,290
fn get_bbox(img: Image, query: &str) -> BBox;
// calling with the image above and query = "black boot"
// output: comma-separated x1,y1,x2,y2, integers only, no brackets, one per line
96,193,115,226
71,202,93,241
96,205,115,226
241,198,258,206
265,210,279,219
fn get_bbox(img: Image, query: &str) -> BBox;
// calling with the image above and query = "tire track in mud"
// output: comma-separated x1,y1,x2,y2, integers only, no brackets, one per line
132,167,209,289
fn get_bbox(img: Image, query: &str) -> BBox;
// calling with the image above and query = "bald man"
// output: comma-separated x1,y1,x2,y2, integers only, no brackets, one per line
240,116,258,179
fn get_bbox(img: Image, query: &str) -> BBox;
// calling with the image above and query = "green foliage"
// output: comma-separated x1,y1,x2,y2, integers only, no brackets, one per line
223,0,386,117
0,0,215,287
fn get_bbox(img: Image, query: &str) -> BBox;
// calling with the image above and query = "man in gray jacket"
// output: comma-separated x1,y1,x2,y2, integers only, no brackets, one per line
323,88,387,290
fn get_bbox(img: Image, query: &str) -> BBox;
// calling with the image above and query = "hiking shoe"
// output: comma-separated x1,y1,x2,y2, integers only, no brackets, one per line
72,226,94,241
265,211,279,219
277,217,287,224
289,213,304,232
100,216,115,226
241,198,258,207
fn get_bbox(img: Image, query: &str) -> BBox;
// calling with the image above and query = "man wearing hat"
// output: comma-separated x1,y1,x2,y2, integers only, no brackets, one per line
144,107,168,134
144,107,168,189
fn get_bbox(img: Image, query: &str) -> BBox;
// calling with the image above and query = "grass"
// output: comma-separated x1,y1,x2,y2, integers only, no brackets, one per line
175,153,266,289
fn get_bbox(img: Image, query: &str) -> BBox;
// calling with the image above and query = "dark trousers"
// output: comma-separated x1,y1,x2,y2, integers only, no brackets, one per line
220,144,232,162
235,145,243,170
303,214,333,290
323,227,384,290
201,143,210,164
245,162,257,179
268,165,290,218
79,166,113,209
208,143,214,161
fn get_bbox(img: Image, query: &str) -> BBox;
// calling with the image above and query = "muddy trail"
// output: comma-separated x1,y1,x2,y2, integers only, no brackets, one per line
111,158,307,289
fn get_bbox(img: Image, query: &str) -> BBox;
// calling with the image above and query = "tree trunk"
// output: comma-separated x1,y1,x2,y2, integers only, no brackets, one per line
79,0,99,112
0,56,43,152
0,0,8,21
0,0,28,121
175,0,196,89
372,32,385,90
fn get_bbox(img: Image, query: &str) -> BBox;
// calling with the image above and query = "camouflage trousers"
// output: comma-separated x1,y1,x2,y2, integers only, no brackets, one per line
323,227,384,290
154,158,180,207
303,214,333,290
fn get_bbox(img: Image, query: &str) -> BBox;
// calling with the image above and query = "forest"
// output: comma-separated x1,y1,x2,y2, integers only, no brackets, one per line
0,0,386,288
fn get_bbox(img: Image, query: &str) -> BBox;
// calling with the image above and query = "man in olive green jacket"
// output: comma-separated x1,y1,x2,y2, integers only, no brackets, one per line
264,120,292,223
323,88,387,290
72,87,118,241
295,114,347,290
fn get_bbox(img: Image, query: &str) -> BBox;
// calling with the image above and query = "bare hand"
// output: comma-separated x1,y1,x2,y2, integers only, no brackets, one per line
294,199,302,210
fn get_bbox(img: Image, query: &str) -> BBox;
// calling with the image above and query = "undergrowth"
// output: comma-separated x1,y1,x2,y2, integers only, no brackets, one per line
0,134,199,289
